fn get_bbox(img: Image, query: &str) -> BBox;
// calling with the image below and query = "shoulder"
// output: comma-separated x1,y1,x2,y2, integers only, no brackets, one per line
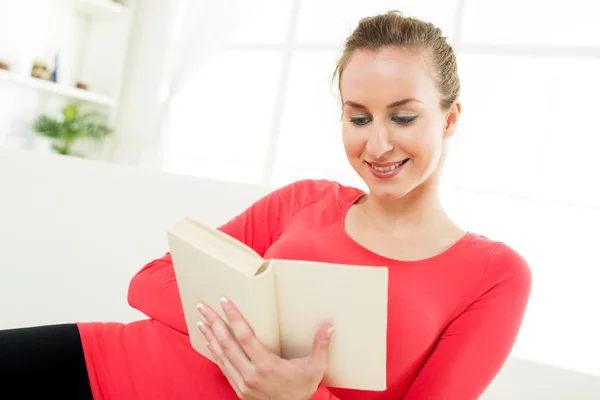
272,179,332,199
467,234,533,300
270,179,364,208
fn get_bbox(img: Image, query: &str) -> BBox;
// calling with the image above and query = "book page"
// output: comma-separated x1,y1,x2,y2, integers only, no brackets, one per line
181,217,264,265
167,227,281,362
176,217,264,277
273,260,388,391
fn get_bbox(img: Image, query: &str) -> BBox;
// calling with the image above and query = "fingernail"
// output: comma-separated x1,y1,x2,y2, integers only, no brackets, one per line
197,303,208,317
220,297,232,311
197,321,208,334
326,327,336,339
207,342,213,352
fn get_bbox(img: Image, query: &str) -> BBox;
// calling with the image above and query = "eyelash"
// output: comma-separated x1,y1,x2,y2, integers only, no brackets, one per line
349,115,417,127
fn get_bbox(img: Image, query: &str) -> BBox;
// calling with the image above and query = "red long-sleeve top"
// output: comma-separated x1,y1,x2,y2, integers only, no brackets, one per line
76,179,532,399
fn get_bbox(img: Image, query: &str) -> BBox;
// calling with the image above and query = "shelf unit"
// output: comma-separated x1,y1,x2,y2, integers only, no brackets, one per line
0,0,138,160
0,69,115,107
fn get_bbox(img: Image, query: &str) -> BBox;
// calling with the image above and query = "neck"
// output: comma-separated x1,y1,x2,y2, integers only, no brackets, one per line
361,174,451,236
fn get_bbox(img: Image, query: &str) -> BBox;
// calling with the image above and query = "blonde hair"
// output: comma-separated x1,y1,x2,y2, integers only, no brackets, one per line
333,10,460,110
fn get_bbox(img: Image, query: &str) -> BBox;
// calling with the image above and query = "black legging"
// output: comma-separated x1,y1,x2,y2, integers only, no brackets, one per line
0,323,93,399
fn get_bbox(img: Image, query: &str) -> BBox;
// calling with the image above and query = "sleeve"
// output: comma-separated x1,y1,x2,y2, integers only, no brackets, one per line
127,252,189,333
309,383,340,400
402,243,533,400
214,179,328,257
127,179,330,333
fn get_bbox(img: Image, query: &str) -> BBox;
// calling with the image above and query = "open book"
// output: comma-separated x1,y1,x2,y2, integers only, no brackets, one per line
167,217,389,391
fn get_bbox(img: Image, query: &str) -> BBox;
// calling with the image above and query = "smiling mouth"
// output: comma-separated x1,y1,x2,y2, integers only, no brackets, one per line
367,159,409,173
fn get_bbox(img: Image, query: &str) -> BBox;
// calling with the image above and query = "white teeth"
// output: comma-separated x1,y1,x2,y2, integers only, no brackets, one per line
371,161,405,172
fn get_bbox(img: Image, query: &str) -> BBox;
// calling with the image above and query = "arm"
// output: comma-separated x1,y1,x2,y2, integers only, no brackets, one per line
127,180,330,332
403,243,533,400
127,252,189,333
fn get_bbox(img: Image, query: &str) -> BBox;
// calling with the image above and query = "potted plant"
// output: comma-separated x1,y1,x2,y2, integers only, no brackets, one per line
33,102,111,157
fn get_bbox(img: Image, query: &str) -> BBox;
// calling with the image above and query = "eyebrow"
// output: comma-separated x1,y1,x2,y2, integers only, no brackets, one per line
343,98,423,109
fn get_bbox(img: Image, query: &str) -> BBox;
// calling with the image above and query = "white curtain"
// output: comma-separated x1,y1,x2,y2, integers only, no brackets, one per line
111,0,273,168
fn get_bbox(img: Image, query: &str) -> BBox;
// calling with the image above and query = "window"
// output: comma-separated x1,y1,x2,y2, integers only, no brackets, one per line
539,59,600,208
447,55,600,207
271,50,352,186
161,0,459,186
229,0,293,44
295,0,458,44
162,50,284,184
461,0,600,47
445,54,550,198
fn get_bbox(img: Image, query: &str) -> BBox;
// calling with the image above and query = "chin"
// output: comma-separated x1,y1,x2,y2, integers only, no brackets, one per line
367,184,411,199
359,175,410,197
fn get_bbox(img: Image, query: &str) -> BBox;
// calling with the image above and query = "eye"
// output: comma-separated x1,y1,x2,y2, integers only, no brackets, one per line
349,116,371,126
392,115,417,126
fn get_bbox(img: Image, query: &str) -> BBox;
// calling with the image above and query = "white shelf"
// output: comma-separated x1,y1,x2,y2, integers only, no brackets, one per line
0,69,116,107
63,0,125,17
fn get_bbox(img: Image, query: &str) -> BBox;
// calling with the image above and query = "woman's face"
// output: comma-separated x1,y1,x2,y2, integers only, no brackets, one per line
340,46,459,200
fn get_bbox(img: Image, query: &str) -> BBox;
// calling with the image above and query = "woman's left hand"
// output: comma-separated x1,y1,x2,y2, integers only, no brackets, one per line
197,298,335,400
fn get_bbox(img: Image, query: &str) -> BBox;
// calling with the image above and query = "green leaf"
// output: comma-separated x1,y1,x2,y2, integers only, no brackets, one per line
33,116,62,138
62,104,79,123
86,123,111,140
78,111,106,123
33,102,112,157
52,143,70,155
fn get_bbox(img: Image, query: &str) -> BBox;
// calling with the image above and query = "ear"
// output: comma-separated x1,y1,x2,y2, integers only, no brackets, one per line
443,101,461,139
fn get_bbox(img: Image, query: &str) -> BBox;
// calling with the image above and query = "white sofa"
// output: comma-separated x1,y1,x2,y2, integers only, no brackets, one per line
1,148,599,399
0,148,271,328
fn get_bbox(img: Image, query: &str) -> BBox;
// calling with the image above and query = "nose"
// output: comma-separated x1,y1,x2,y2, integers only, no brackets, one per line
365,124,394,159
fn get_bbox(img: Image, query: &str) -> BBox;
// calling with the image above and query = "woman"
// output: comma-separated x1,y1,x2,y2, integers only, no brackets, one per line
0,11,531,399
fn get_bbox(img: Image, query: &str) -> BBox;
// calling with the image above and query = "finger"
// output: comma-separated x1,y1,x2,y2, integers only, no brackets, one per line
223,373,242,399
206,335,246,396
220,297,270,363
309,323,335,374
198,303,256,378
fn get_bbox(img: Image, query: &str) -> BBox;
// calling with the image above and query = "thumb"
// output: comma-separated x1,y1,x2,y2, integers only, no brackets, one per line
309,324,335,374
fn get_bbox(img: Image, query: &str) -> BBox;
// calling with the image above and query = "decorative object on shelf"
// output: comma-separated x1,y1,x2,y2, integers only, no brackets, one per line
33,102,111,157
31,60,53,80
0,69,115,107
51,53,59,83
76,81,89,90
0,61,9,70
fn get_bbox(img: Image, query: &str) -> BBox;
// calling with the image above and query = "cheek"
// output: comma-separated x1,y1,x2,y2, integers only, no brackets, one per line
342,127,365,157
409,125,443,162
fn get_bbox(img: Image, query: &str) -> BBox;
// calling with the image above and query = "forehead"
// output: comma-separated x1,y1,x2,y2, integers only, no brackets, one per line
340,47,438,104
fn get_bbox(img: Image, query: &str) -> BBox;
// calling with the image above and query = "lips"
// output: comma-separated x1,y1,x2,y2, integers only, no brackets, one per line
367,159,409,172
365,159,410,179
